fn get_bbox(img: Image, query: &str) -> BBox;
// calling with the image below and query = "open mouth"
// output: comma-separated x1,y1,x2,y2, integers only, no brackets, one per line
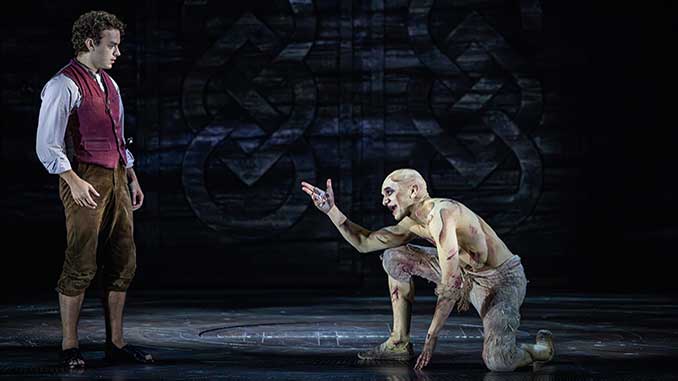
388,204,397,213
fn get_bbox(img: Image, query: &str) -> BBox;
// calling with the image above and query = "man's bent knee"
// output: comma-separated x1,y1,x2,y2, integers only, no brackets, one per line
483,355,517,372
482,336,519,372
482,305,522,372
382,246,414,282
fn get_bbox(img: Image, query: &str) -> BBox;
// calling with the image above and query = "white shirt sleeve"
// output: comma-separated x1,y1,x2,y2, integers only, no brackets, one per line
109,77,135,169
36,75,79,174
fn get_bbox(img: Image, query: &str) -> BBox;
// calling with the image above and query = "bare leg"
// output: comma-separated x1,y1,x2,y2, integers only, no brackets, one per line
381,244,440,346
471,258,553,371
357,276,415,360
59,292,86,368
104,290,153,362
480,303,534,372
357,245,439,360
387,276,414,344
59,292,85,350
104,291,127,348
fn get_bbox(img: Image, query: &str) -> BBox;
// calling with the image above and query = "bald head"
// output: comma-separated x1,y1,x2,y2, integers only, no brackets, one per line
381,169,430,221
384,169,429,199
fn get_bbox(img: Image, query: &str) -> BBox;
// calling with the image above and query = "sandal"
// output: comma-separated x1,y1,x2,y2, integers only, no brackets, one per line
105,344,154,364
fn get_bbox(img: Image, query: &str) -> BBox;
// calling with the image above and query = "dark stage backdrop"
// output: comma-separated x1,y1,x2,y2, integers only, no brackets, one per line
2,1,676,295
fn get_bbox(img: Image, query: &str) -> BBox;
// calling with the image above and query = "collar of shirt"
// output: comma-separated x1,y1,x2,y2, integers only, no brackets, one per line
73,58,102,81
73,58,105,92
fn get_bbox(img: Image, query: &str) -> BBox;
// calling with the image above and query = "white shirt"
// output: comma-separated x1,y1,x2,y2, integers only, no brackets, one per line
36,68,134,174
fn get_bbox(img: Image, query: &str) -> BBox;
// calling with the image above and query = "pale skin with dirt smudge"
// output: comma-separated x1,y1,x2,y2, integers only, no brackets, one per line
301,169,514,369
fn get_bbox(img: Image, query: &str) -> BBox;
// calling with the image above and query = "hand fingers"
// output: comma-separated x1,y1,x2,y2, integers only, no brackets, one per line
326,179,334,198
301,184,321,196
302,182,330,208
300,181,317,190
422,353,430,368
131,191,140,210
84,200,97,209
414,353,430,370
300,181,327,196
414,356,423,370
89,185,100,198
76,198,91,209
83,194,97,209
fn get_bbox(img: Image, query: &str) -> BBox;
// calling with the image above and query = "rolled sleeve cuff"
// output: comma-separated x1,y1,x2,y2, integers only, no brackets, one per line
125,149,135,168
45,158,72,175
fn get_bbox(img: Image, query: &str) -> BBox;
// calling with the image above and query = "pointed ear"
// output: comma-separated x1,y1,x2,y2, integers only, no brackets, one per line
410,183,419,199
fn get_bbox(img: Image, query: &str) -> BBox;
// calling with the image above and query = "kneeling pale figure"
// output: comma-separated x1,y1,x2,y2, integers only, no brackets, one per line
301,169,554,371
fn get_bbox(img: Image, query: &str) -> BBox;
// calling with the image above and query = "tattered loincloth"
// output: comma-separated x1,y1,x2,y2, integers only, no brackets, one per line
435,256,524,314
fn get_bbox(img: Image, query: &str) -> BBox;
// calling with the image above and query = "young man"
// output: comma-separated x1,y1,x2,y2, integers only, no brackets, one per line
36,10,152,368
301,169,554,371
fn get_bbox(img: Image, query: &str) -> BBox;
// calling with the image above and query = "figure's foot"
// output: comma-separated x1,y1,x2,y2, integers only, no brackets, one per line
60,347,85,369
357,339,414,361
105,344,154,364
521,330,554,369
534,329,555,362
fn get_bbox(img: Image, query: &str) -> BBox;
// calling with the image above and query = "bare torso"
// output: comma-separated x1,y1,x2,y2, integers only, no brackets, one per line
407,198,513,271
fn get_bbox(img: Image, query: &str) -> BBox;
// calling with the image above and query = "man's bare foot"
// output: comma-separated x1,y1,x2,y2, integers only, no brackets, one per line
521,329,554,369
357,338,414,360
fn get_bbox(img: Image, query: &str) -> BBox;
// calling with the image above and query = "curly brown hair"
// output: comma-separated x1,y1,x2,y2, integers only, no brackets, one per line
71,11,125,54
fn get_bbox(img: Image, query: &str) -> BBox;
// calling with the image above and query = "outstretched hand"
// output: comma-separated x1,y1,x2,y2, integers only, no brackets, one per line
301,179,335,214
414,334,438,370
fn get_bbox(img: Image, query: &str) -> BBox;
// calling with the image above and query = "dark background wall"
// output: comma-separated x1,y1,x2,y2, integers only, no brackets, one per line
2,0,676,297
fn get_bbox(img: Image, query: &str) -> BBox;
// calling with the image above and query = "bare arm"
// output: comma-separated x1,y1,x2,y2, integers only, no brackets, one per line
335,217,415,253
301,179,415,253
415,204,462,370
126,167,144,211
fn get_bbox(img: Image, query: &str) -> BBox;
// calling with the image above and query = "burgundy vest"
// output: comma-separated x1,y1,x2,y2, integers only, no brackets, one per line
60,59,127,169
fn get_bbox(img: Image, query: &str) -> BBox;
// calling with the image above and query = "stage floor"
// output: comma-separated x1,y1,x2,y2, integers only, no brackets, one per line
1,290,677,380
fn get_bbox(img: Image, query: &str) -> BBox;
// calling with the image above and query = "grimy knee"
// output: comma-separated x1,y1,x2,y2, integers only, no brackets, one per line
483,355,517,372
381,246,412,282
482,305,522,372
482,336,519,372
